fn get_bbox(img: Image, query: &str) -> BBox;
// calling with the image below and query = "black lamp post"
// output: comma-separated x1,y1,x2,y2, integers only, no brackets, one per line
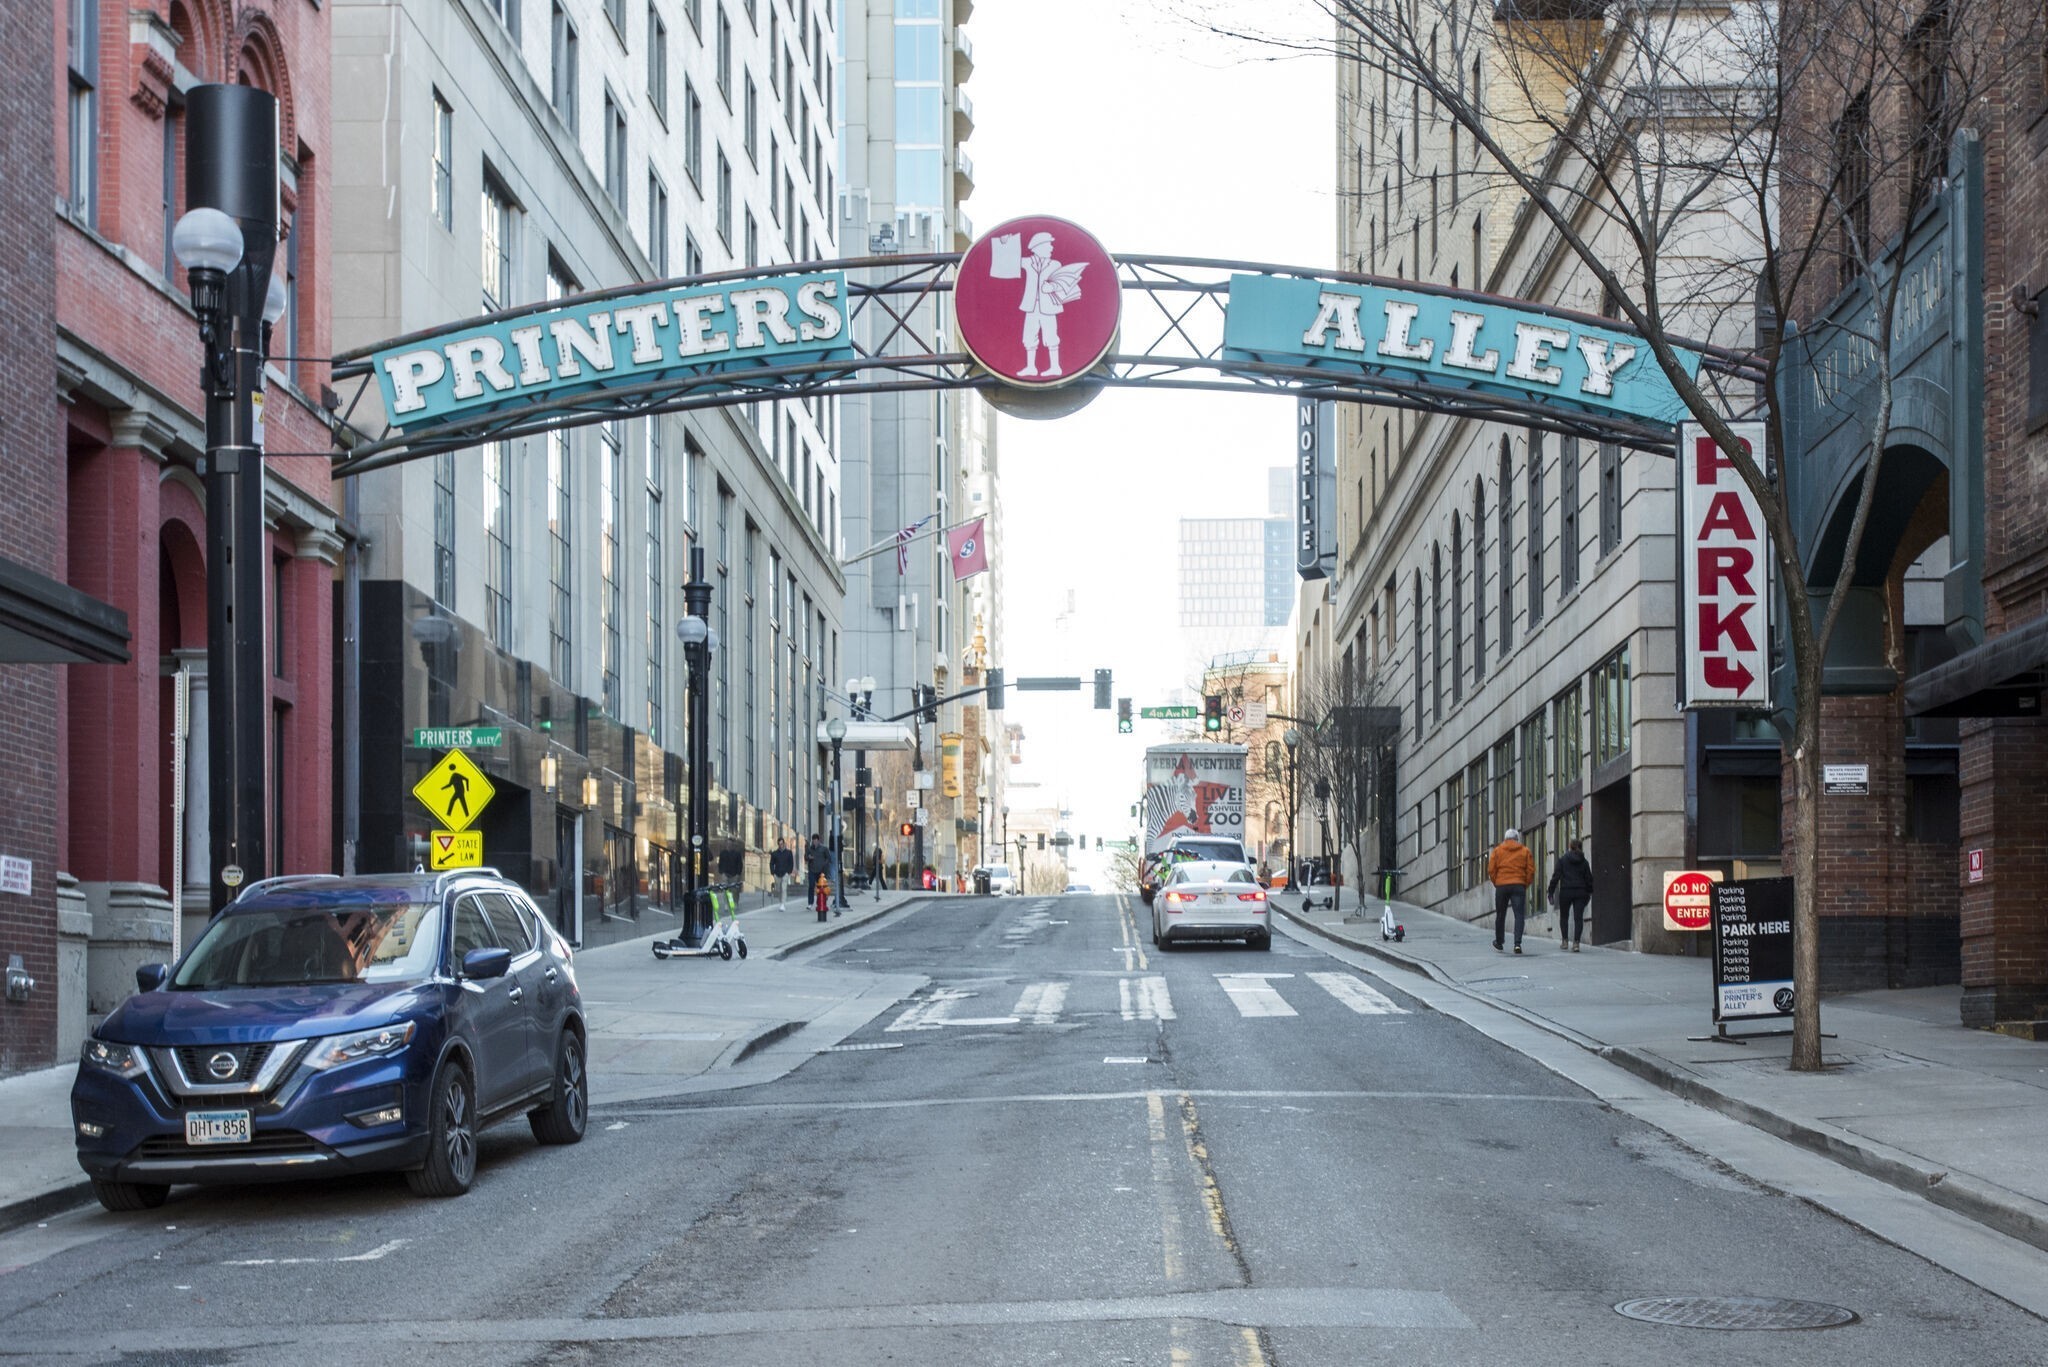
173,84,279,912
676,546,717,943
1282,728,1301,884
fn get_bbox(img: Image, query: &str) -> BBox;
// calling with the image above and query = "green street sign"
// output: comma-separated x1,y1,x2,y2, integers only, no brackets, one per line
414,726,504,749
1139,705,1200,720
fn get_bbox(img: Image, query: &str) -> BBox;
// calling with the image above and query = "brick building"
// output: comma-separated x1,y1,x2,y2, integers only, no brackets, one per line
1781,1,2047,1022
28,0,340,1071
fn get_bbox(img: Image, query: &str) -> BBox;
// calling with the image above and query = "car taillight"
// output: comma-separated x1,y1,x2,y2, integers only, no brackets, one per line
1164,891,1189,910
1237,891,1266,902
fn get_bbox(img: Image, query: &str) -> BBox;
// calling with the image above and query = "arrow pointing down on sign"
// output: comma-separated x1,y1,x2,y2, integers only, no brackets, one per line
1702,657,1755,692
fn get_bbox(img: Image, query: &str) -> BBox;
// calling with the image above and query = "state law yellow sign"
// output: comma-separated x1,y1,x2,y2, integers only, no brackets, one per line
429,830,483,870
413,749,496,833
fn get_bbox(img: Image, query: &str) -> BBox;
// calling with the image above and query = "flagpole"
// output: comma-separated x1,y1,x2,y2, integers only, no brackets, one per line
837,513,986,569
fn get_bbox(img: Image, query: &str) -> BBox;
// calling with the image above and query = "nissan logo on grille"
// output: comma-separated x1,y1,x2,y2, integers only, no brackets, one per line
206,1051,239,1081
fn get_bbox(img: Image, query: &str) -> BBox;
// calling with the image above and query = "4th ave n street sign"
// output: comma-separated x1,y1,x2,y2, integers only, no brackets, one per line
413,726,503,749
1140,705,1200,719
413,748,496,834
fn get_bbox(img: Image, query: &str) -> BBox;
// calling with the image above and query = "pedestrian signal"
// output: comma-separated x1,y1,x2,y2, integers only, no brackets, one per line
1116,697,1132,733
899,822,915,837
1094,668,1112,709
1203,695,1223,733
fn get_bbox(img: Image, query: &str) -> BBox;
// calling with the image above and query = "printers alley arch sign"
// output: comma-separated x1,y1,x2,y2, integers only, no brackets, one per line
331,216,1748,476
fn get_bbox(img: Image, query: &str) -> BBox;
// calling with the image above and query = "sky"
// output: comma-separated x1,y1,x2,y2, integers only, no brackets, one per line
963,0,1334,872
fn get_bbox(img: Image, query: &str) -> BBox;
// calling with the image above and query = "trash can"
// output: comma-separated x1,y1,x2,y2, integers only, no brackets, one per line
974,869,991,895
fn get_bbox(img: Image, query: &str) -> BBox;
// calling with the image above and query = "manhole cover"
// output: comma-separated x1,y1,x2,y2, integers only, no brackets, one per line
1615,1296,1858,1330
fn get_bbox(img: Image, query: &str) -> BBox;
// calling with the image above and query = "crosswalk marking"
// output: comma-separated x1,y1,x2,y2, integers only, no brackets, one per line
1119,975,1176,1021
885,987,1019,1032
1308,972,1408,1015
1215,973,1297,1018
1013,981,1069,1024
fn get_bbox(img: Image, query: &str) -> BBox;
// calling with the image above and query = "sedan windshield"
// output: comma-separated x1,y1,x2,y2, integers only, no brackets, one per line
174,903,444,989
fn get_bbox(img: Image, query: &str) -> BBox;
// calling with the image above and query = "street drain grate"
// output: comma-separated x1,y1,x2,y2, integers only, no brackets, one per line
1614,1296,1858,1331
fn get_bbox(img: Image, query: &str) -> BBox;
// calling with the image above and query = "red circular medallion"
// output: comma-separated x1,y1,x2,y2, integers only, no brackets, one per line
955,215,1119,389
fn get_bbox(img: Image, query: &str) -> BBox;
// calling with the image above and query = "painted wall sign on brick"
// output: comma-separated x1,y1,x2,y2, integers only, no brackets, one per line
1678,421,1773,709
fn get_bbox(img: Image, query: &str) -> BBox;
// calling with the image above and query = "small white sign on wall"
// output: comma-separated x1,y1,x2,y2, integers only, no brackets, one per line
0,855,31,896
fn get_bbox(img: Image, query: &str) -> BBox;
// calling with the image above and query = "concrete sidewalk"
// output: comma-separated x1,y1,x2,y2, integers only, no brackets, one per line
1280,893,2048,1254
0,886,937,1232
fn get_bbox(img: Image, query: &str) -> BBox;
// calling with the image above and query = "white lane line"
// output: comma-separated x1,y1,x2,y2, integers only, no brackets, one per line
1013,981,1069,1025
1216,973,1298,1018
885,987,1018,1032
1119,975,1176,1021
223,1238,408,1267
1308,972,1409,1016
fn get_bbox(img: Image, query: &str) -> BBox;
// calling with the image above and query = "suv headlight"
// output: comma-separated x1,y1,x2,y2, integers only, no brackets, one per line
80,1038,148,1079
305,1022,416,1070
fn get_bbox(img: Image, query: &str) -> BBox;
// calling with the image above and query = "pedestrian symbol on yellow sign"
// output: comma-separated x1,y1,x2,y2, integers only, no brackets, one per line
412,748,495,833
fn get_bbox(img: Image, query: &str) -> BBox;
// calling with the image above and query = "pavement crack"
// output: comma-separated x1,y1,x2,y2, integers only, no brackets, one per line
1176,1091,1255,1290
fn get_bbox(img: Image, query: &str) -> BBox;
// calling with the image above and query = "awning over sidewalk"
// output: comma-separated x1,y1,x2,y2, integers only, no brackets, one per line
813,720,917,751
0,556,129,665
1903,613,2048,719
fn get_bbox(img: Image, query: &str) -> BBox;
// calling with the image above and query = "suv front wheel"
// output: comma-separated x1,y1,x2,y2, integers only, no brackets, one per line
406,1060,478,1197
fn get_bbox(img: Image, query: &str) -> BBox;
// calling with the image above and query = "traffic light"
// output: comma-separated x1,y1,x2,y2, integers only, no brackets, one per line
919,684,939,723
985,667,1005,711
1094,668,1112,709
1037,833,1046,849
899,822,915,837
1117,697,1133,733
1204,694,1224,732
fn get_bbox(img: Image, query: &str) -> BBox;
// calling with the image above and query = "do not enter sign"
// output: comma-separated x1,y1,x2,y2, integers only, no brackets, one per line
1663,870,1720,932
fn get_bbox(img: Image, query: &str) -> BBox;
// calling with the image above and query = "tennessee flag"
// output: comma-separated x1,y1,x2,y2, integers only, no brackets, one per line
946,518,989,581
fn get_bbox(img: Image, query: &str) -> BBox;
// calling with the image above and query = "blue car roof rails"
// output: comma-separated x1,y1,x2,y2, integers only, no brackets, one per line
228,873,342,903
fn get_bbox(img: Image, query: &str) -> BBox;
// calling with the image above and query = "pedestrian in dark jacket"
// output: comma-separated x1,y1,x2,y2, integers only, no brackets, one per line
1547,839,1594,951
804,837,827,892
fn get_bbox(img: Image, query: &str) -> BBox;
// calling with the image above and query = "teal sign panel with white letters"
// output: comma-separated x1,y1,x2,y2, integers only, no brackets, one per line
373,271,855,429
1222,274,1699,426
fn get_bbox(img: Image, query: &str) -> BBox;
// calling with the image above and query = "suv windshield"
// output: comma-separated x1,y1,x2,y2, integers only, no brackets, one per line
174,902,444,989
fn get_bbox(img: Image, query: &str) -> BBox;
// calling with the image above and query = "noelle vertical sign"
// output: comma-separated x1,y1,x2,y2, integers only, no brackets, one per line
1678,421,1773,708
1296,399,1336,580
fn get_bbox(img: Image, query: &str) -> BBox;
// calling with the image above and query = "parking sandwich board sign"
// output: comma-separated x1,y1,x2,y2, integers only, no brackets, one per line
429,830,484,870
413,748,495,833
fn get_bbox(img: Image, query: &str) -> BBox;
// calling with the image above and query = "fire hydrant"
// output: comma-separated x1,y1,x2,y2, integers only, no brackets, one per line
815,873,831,922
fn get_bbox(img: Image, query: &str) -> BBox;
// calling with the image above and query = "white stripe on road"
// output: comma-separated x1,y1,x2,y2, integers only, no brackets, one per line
1215,973,1297,1018
1013,981,1069,1024
1119,975,1176,1021
1308,973,1409,1015
885,987,1019,1031
223,1239,409,1267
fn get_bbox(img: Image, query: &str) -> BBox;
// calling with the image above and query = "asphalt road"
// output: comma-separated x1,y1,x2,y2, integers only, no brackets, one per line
2,893,2045,1365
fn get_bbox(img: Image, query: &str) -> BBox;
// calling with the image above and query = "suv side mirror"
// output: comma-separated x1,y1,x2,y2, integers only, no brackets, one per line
461,947,512,980
135,963,169,993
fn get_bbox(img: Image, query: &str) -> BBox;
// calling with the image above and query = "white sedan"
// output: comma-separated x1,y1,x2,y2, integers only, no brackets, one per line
1151,861,1271,951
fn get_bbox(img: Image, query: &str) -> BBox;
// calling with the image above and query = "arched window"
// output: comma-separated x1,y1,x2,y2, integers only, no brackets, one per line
1430,543,1443,722
1472,486,1487,682
1413,570,1425,741
1498,437,1515,652
1450,515,1464,703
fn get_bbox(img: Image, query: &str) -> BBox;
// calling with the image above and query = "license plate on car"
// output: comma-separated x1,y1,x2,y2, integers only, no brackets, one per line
185,1109,252,1145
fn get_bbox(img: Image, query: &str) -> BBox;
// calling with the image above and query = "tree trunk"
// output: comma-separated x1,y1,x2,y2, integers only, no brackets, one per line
1789,692,1825,1070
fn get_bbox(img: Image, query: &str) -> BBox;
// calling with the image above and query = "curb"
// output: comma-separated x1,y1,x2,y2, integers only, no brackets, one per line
728,1019,807,1066
0,1180,93,1237
764,896,938,960
1276,902,2048,1256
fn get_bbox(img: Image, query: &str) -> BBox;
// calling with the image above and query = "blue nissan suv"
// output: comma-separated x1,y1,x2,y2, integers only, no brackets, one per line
71,870,586,1210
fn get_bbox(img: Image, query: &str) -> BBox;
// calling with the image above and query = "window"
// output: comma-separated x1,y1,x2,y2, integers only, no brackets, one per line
1498,442,1514,652
1598,441,1622,557
1551,682,1583,796
1559,435,1581,595
432,454,456,606
716,148,733,246
1465,759,1486,890
716,487,733,782
1472,486,1486,681
1906,1,1953,211
160,96,181,277
1491,738,1514,850
1430,542,1444,722
684,231,703,277
744,209,758,268
683,80,703,187
684,0,701,33
742,524,757,799
648,6,668,120
647,172,669,274
1450,515,1464,702
744,73,759,164
67,0,99,222
717,6,733,100
551,5,579,132
546,262,576,682
1591,646,1631,768
489,0,523,42
603,89,628,211
769,11,781,92
481,177,514,311
1413,572,1425,741
1445,774,1464,893
605,0,626,37
1519,710,1548,812
1832,91,1870,288
646,418,666,743
1526,431,1544,628
431,91,454,229
600,421,623,718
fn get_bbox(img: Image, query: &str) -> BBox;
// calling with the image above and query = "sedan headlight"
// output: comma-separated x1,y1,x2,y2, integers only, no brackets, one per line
305,1022,416,1070
80,1038,148,1079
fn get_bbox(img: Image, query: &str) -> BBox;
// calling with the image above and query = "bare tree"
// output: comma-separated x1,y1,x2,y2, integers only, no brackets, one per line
1108,841,1147,893
1292,662,1403,916
1192,0,2028,1069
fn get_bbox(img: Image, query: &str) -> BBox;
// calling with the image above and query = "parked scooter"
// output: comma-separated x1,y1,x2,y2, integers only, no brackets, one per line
652,882,749,961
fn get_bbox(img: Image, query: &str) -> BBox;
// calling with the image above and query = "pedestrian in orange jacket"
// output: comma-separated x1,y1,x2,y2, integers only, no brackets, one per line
1488,828,1535,953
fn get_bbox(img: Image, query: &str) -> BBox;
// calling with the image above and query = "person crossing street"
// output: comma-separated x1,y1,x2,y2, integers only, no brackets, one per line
1488,827,1535,953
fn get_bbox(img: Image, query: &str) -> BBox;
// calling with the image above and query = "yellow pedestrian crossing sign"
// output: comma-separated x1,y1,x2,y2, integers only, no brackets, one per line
413,748,495,833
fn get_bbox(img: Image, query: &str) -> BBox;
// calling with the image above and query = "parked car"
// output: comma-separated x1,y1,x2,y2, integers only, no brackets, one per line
71,870,586,1211
1063,883,1094,895
986,864,1018,896
1150,860,1271,951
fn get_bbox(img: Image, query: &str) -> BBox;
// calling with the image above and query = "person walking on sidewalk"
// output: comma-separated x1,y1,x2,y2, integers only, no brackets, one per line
1547,838,1594,952
1488,827,1535,953
804,837,828,914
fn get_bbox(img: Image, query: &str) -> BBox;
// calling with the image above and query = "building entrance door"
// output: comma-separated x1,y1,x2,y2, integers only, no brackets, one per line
555,809,581,944
1590,777,1633,945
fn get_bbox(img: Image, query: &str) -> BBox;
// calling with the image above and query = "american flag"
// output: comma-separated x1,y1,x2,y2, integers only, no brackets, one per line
895,515,935,575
